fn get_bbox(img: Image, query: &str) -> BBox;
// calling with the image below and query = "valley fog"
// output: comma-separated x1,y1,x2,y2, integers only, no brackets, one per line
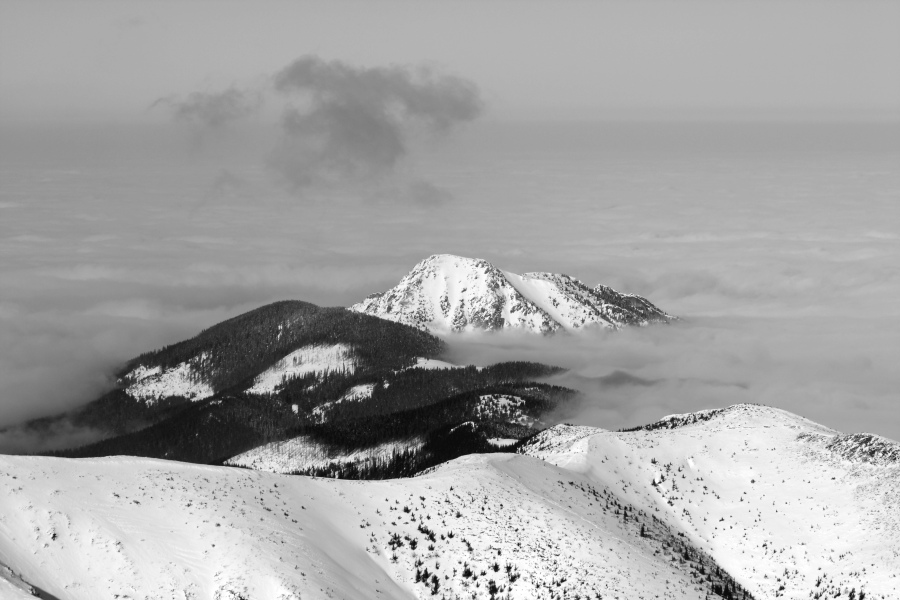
1,120,898,443
443,317,900,438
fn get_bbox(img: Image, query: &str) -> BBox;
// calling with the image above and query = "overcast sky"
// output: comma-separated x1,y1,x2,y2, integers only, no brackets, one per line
2,0,899,123
1,1,898,447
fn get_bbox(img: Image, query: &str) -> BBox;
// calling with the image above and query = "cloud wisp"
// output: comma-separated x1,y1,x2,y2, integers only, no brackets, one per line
151,56,483,202
152,87,262,131
268,56,483,196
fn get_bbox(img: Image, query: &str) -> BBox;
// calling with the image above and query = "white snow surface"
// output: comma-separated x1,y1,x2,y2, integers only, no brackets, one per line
487,438,518,447
520,404,900,599
225,434,425,475
408,357,463,370
2,403,896,599
474,393,540,427
120,353,213,404
310,383,376,423
349,254,671,334
247,343,356,394
1,452,710,600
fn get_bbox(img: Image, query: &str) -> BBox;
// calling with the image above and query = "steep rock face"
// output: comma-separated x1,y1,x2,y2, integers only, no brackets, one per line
350,254,673,334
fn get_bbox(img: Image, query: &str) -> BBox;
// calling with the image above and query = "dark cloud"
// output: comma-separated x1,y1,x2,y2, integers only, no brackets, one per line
152,87,261,130
268,55,483,191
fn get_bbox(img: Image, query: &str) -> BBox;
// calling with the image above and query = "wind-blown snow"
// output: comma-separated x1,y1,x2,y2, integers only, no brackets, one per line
349,254,672,334
120,353,213,404
247,343,356,394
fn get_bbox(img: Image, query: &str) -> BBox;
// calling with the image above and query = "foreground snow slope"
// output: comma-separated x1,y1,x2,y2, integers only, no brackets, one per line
1,453,713,600
3,404,892,599
521,405,900,599
350,254,672,334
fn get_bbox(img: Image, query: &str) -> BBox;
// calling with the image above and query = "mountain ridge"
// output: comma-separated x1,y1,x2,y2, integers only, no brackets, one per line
3,403,896,599
517,403,899,599
350,254,674,334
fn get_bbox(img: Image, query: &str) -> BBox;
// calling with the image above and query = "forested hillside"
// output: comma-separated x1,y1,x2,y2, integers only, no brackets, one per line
125,300,444,391
55,362,575,470
24,299,578,478
13,301,445,443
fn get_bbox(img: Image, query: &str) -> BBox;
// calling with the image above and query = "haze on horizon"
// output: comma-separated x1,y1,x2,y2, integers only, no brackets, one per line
1,0,899,448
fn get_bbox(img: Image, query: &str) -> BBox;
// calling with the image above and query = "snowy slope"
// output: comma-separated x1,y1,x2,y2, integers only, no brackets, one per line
2,453,726,600
520,404,900,599
120,353,214,404
225,434,427,474
247,343,357,394
118,343,359,403
349,254,672,334
3,405,891,599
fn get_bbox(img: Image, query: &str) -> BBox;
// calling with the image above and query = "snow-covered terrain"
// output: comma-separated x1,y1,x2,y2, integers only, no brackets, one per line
247,343,357,394
474,394,541,428
225,434,426,475
407,357,464,370
2,403,895,599
350,254,673,334
0,452,726,600
520,404,900,599
310,383,377,422
120,353,214,404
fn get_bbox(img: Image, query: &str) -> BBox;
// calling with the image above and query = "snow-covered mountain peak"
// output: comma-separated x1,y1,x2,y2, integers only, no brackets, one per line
349,254,673,334
625,403,838,435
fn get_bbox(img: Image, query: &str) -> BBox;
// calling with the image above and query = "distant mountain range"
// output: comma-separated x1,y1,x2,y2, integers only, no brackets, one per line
8,254,675,466
350,254,674,334
11,298,574,474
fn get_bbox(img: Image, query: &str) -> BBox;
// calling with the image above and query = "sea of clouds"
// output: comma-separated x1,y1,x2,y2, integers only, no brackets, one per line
1,112,898,450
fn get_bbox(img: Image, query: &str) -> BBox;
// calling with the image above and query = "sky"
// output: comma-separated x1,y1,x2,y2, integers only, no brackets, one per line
2,1,899,123
1,1,899,448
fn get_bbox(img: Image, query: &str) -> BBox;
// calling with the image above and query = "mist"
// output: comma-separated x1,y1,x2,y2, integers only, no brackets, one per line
443,317,900,440
1,118,898,450
152,87,262,130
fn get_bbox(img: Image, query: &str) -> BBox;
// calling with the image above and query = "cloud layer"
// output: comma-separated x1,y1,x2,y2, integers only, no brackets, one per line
1,120,897,451
443,316,900,441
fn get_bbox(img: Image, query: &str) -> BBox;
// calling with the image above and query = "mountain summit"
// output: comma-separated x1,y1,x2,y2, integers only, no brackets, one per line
349,254,673,334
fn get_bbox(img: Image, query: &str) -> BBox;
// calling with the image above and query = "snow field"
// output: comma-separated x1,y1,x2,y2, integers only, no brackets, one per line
247,343,357,394
523,404,899,599
2,403,894,599
225,435,426,475
0,453,711,600
121,353,214,404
